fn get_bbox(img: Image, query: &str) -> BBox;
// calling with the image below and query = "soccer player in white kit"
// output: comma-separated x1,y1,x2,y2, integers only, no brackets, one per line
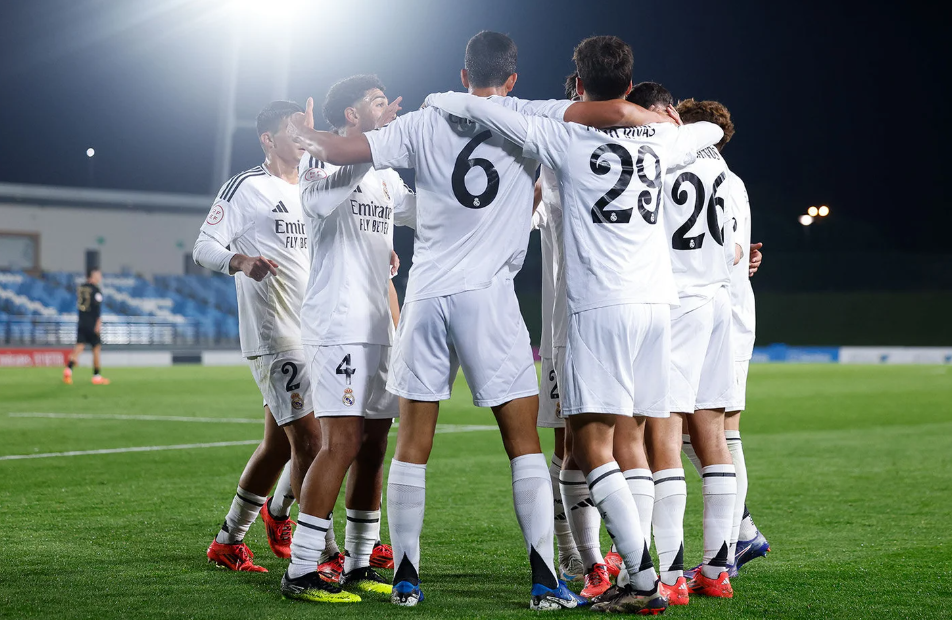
281,75,414,604
285,31,668,610
722,153,771,574
194,101,324,573
427,35,725,615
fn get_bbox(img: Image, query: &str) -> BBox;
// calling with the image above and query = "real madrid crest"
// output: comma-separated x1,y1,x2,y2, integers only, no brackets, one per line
290,392,304,411
381,181,391,202
342,388,355,407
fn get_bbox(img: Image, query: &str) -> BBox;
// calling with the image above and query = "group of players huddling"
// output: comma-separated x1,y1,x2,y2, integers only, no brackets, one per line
193,30,769,615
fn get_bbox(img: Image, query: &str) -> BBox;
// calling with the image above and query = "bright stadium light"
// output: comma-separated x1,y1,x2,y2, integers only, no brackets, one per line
807,206,818,217
799,214,814,226
818,205,830,216
86,148,95,158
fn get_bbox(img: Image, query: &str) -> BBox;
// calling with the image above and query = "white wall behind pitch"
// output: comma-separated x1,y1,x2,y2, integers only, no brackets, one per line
0,202,207,276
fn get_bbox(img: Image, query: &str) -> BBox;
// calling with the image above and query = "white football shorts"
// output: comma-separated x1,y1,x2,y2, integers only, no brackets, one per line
305,343,398,419
725,360,750,413
538,356,564,428
387,276,539,407
560,303,671,418
668,287,735,414
249,349,313,426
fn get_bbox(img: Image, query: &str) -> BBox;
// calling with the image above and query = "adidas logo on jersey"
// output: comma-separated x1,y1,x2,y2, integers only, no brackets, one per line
272,201,289,213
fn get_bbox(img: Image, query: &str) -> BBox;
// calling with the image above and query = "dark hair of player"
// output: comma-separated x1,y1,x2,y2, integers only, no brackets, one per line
627,81,674,110
255,100,304,137
322,74,387,132
572,35,633,101
86,267,100,279
464,31,518,88
677,98,735,151
564,72,579,101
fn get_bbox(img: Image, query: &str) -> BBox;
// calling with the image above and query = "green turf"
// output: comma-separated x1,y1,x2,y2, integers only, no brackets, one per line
1,364,951,619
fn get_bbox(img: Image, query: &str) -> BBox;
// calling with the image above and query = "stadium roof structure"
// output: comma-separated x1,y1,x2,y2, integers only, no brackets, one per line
0,182,209,214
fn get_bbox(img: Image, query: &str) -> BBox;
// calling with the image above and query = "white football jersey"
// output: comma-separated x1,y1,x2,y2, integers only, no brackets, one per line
662,143,737,305
536,165,568,354
201,165,309,357
297,155,415,346
365,96,572,303
727,170,756,361
523,121,724,313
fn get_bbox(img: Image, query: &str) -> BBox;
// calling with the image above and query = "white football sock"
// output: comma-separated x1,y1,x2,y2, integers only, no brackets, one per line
652,468,686,586
512,453,559,588
624,468,654,548
700,464,737,579
387,459,426,585
215,487,265,544
550,455,579,562
270,464,295,518
560,469,603,571
738,505,759,541
681,434,703,478
344,509,380,574
726,430,747,552
587,462,656,593
319,511,340,562
288,512,330,579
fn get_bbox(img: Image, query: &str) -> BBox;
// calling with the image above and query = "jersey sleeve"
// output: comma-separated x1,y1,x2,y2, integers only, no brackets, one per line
365,110,423,171
668,121,725,169
299,155,372,219
199,193,248,248
391,173,418,229
505,96,573,121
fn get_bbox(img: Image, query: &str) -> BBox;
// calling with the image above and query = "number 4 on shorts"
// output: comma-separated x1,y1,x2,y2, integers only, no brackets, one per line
336,354,357,385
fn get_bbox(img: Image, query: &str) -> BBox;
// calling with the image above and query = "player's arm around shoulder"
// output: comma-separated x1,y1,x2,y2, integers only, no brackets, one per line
287,97,373,166
563,99,673,129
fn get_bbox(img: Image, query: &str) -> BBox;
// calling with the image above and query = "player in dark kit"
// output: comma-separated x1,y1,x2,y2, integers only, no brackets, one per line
63,267,109,385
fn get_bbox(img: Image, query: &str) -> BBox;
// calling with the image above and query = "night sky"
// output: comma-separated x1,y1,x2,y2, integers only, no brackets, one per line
0,0,947,254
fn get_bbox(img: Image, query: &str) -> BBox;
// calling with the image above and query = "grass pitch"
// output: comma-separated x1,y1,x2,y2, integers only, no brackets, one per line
1,363,951,619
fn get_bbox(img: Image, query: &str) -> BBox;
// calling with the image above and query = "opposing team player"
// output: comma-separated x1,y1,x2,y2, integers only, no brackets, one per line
427,35,725,614
281,74,413,604
63,267,109,385
194,101,329,573
287,31,667,610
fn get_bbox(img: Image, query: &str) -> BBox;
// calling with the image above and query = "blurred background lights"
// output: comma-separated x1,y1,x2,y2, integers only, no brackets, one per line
799,214,814,226
818,205,830,216
807,206,818,217
86,148,95,158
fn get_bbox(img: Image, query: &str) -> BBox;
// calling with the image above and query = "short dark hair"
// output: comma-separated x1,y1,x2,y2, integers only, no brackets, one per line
564,72,579,101
627,81,674,109
464,31,518,88
86,267,100,279
573,36,633,101
255,100,304,136
322,74,386,132
676,98,735,151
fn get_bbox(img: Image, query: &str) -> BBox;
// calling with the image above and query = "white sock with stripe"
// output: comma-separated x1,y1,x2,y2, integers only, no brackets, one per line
652,469,686,586
388,459,426,586
560,469,603,571
270,464,295,518
344,509,381,574
700,464,737,579
288,512,330,579
215,487,265,544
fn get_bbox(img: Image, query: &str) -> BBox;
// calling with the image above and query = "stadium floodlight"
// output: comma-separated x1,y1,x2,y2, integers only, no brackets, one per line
818,205,830,216
807,206,818,217
86,148,95,158
799,214,814,226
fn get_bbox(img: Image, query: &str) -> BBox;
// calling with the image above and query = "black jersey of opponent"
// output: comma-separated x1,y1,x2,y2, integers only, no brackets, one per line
77,282,102,324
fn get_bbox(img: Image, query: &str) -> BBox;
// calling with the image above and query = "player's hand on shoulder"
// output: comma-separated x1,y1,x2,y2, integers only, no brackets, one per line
749,242,764,276
666,104,683,126
239,255,279,281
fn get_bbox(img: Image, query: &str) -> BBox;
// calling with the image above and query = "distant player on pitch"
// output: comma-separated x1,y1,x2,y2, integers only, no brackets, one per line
63,267,109,385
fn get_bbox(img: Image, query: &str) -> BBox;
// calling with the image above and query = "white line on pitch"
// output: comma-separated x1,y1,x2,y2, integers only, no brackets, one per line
0,440,262,461
8,412,263,424
7,412,498,435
